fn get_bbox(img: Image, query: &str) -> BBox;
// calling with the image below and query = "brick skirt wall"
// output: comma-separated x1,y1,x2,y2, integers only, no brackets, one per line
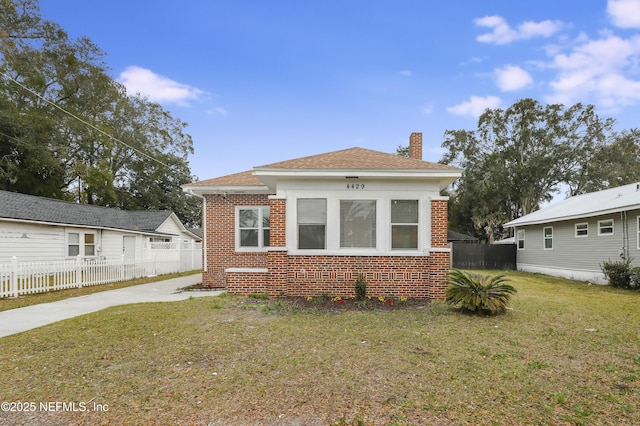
224,253,451,300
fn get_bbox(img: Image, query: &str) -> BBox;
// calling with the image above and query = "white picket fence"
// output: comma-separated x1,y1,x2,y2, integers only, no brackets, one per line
0,242,202,298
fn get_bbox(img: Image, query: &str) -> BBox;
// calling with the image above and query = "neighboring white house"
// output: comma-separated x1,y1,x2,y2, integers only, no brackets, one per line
0,190,201,267
504,182,640,284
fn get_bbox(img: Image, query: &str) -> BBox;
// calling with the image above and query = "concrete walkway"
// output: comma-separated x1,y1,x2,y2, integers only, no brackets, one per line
0,273,224,338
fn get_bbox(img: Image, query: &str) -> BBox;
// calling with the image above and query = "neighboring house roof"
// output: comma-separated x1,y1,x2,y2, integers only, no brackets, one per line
184,147,462,195
447,230,478,242
0,190,178,236
505,182,640,227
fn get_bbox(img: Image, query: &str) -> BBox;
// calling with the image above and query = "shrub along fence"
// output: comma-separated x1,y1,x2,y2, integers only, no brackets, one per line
0,255,193,299
451,242,517,270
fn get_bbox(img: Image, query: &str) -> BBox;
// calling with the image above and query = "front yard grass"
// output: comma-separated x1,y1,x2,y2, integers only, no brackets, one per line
0,271,638,425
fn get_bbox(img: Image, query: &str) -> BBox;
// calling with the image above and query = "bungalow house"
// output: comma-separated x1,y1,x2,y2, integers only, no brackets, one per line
182,133,462,300
0,190,201,270
504,182,640,284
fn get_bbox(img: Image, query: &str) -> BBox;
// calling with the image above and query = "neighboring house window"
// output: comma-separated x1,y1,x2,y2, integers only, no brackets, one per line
391,200,419,250
298,199,326,249
543,226,553,250
575,223,588,237
237,207,270,249
517,229,525,250
598,219,614,236
67,232,96,257
340,200,376,248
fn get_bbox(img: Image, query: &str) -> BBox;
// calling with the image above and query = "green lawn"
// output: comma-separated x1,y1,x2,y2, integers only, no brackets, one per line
0,271,638,425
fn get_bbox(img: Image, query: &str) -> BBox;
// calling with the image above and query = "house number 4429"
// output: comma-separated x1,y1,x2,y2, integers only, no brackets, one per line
346,183,366,189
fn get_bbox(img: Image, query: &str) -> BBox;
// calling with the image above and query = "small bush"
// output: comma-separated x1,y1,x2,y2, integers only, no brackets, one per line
630,267,640,289
446,269,517,315
354,274,367,301
601,259,632,288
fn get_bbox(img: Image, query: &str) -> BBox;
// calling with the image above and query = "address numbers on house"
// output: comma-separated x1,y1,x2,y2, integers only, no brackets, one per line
346,183,366,189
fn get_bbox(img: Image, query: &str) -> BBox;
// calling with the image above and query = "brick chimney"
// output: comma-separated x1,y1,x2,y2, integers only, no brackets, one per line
409,132,422,160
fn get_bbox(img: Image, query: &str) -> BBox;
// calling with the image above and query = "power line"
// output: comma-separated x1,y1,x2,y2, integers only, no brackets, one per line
0,70,177,170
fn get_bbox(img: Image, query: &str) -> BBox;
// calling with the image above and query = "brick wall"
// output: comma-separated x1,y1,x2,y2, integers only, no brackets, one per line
202,194,270,287
285,255,431,298
205,194,452,300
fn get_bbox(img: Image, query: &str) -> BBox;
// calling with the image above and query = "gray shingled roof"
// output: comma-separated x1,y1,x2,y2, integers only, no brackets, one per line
0,190,174,234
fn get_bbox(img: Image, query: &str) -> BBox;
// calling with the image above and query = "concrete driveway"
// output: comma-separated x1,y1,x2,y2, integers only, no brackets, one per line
0,274,223,338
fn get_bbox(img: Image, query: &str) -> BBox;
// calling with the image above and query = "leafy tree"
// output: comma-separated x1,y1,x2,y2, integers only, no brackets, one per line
441,98,615,240
0,0,201,226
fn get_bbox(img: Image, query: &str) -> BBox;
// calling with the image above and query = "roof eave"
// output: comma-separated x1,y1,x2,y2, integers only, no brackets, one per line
182,184,273,197
505,203,640,228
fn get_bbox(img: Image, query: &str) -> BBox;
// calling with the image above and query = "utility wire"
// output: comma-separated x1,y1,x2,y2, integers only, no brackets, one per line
0,70,176,170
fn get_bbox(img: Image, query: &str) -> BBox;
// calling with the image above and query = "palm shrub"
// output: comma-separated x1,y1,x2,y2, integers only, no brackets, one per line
445,269,517,315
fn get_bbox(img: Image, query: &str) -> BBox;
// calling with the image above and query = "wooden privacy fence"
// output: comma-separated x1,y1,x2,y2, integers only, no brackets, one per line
0,251,199,299
451,242,517,270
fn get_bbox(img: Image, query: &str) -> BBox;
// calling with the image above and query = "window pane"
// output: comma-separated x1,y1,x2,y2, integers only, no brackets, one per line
299,225,326,249
263,229,270,247
297,199,326,224
240,229,259,247
85,245,95,256
392,225,418,249
84,234,95,244
239,209,259,228
391,200,418,223
69,233,79,244
262,208,270,229
68,245,79,257
340,200,376,248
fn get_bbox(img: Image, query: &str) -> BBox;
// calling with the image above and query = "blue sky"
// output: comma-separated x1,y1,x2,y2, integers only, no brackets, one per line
38,0,640,182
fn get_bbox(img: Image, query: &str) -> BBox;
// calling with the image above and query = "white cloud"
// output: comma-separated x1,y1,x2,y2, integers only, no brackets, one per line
608,0,640,29
475,15,564,45
446,96,502,117
399,70,412,77
546,34,640,109
495,65,534,91
118,66,203,105
207,107,228,117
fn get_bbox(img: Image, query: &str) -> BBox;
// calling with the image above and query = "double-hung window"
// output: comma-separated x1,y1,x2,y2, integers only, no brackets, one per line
575,223,588,237
67,232,96,257
237,207,270,249
298,199,326,249
391,200,418,250
517,229,525,250
340,200,376,248
598,219,614,236
543,226,553,250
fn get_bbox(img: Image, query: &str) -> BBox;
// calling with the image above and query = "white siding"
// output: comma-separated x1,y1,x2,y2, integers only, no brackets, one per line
0,221,64,262
516,210,640,282
155,216,182,241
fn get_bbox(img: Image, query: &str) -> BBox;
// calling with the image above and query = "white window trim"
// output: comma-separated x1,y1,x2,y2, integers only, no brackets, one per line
543,226,553,250
286,190,431,256
390,199,420,251
575,222,588,238
65,230,97,258
235,206,270,252
598,219,614,236
516,229,525,250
